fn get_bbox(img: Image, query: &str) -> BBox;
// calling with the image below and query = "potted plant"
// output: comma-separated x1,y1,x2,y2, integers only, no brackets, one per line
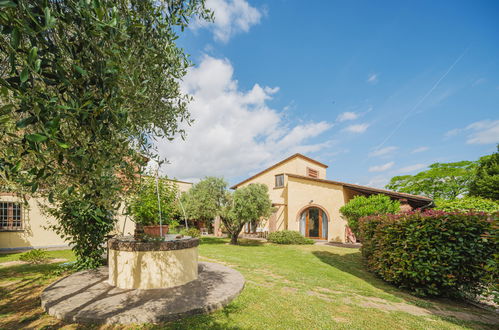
129,176,180,237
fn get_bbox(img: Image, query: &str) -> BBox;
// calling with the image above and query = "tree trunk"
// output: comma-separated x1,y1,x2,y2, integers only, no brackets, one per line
230,233,239,245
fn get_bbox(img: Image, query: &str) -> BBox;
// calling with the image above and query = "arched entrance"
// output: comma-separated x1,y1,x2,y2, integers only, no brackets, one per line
299,207,328,239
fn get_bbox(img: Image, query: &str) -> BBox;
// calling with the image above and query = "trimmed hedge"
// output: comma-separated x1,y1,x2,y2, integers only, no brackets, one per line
267,230,315,245
359,210,497,298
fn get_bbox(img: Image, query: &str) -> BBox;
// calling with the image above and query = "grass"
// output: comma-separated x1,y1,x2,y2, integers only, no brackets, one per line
0,237,497,329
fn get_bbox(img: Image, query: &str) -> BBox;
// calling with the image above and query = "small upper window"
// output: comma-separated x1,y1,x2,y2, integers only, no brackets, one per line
307,167,318,178
275,174,284,188
0,201,23,230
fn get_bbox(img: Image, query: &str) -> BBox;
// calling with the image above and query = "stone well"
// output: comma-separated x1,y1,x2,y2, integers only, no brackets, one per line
107,237,199,290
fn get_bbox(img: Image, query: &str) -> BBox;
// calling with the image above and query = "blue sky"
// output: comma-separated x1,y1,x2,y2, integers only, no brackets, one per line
158,0,499,188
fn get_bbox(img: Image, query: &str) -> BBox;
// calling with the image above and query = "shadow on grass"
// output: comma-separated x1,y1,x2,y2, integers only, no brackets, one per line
158,303,243,329
200,236,266,247
312,250,499,328
0,268,69,329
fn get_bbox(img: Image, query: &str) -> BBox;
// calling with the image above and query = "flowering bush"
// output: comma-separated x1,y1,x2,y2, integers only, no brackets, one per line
359,210,497,298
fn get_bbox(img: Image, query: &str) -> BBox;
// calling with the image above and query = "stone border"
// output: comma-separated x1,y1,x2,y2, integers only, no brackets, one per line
41,262,245,324
108,237,199,252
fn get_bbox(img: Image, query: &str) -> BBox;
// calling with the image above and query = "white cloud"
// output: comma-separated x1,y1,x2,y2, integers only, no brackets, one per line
343,123,369,133
465,120,499,144
368,161,395,172
367,73,378,84
411,146,429,153
445,119,499,145
193,0,263,43
398,164,426,173
336,111,359,122
155,55,332,180
369,146,398,157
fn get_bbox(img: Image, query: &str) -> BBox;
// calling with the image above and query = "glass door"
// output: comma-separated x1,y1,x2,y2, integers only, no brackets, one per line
306,208,321,239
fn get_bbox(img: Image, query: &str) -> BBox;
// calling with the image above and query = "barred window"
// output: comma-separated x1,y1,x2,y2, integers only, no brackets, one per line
0,202,23,230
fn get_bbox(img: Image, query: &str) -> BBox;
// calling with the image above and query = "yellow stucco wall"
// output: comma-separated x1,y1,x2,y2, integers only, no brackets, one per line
0,195,68,250
0,194,132,250
0,179,194,250
108,247,198,289
287,177,348,242
173,180,193,193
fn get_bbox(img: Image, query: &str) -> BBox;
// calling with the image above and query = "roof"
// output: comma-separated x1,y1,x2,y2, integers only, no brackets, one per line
286,173,433,206
230,153,328,189
141,175,192,185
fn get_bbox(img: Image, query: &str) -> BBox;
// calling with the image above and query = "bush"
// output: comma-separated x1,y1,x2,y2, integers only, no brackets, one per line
435,196,499,213
19,249,49,264
180,227,201,238
359,210,497,298
268,230,314,245
129,177,180,226
340,194,400,235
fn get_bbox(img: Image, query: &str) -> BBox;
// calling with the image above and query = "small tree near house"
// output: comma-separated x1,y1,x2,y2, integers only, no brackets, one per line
181,177,230,229
226,183,273,245
181,177,273,245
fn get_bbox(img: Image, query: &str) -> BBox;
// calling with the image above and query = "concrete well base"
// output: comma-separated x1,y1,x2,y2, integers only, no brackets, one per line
41,262,245,325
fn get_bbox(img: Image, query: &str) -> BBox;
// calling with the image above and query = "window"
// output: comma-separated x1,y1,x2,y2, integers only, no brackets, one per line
0,202,23,230
307,167,318,178
275,174,284,188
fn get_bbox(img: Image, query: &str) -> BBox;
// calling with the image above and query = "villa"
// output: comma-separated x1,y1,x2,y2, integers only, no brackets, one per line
231,154,433,242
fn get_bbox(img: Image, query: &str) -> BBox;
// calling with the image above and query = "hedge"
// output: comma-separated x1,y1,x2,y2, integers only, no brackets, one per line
267,230,315,245
359,210,497,298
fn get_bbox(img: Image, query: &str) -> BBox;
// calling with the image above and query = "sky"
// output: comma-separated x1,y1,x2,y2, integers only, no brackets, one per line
156,0,499,188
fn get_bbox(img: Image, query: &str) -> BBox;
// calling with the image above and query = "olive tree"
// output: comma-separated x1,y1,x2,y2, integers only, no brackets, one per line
227,183,273,245
0,0,210,268
181,178,273,245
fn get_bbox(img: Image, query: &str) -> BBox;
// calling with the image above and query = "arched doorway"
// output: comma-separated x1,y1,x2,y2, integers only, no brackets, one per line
299,207,328,239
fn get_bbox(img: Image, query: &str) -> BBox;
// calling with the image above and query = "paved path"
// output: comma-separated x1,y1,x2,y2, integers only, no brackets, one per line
41,262,245,325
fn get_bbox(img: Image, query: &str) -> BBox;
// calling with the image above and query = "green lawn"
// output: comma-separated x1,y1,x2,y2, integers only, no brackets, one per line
0,237,497,329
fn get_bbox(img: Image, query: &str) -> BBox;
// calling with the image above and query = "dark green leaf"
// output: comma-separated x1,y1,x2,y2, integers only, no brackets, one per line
10,28,20,48
73,65,87,76
25,133,48,142
28,47,38,64
16,116,37,128
0,0,17,8
20,67,29,82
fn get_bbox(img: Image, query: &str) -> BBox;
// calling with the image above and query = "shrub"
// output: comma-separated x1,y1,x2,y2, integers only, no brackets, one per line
435,196,499,213
268,230,314,245
19,249,49,264
180,227,201,238
129,177,180,226
340,194,400,235
359,210,497,298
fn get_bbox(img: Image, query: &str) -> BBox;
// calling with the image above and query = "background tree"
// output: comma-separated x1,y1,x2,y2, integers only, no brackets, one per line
469,147,499,200
226,183,273,245
434,196,499,213
339,194,400,236
181,177,230,226
385,161,476,199
0,0,210,268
